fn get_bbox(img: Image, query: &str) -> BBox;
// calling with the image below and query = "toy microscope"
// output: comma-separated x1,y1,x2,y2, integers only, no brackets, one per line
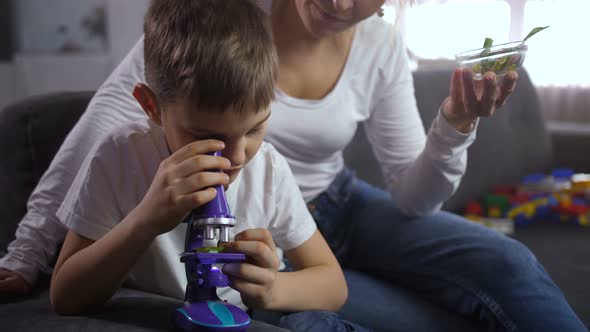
173,151,250,332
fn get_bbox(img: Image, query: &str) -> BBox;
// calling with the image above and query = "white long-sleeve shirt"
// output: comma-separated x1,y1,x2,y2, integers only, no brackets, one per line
0,14,476,284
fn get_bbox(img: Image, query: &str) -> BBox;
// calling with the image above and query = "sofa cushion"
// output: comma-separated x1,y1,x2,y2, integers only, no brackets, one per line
0,92,93,253
0,282,285,332
0,98,35,254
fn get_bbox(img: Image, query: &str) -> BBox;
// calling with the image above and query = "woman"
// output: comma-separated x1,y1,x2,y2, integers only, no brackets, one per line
1,0,586,331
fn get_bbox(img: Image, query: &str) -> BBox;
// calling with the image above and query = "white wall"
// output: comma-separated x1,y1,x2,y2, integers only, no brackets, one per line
106,0,149,65
12,54,113,96
2,0,148,105
13,0,107,53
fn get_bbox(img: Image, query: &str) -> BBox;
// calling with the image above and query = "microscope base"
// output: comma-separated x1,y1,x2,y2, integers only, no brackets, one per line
174,301,250,332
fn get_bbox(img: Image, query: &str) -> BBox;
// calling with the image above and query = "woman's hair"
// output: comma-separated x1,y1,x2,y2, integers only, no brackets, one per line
144,0,278,113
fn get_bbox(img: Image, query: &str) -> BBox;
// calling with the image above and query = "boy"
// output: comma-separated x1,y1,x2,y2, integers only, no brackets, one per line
50,0,346,319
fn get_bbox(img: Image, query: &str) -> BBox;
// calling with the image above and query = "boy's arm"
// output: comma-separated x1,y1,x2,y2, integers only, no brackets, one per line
50,139,229,314
221,146,346,312
50,208,158,315
273,229,347,312
221,228,347,312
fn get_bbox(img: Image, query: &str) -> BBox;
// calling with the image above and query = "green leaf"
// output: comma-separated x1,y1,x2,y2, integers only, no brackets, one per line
523,26,549,41
195,246,225,253
480,37,494,56
492,56,509,72
471,63,482,74
481,59,494,73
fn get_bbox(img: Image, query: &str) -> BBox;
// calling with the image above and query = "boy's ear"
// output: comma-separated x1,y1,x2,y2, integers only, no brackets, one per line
133,83,163,125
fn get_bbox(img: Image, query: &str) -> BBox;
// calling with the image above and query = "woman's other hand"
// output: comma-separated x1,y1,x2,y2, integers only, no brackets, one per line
0,268,32,296
442,68,518,133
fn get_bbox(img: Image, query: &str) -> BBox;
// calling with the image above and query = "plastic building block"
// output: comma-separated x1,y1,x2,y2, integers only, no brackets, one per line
464,201,483,216
465,170,590,230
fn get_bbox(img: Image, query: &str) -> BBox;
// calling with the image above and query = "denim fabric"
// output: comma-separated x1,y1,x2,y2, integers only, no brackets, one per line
304,168,587,332
278,311,369,332
251,304,371,331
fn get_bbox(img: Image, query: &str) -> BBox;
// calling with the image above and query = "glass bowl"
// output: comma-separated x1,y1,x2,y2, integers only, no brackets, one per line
455,41,527,79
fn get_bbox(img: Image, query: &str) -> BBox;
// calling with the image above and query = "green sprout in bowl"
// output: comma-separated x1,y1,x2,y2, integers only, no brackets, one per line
458,26,549,78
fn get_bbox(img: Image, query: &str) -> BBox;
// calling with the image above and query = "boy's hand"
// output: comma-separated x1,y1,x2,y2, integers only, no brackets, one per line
136,140,230,236
0,268,32,295
442,68,518,133
220,229,280,309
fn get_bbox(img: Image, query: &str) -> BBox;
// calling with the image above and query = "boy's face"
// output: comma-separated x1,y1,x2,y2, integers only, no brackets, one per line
133,83,270,185
160,99,271,184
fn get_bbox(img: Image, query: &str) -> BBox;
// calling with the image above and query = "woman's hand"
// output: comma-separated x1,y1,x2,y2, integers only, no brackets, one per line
0,268,32,295
441,68,518,133
135,139,230,236
220,229,280,309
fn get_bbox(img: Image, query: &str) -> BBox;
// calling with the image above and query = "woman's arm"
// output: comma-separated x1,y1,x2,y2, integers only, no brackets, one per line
367,45,518,218
365,30,477,217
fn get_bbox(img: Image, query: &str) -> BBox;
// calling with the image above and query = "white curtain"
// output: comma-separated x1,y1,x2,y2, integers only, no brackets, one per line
385,0,590,124
537,86,590,123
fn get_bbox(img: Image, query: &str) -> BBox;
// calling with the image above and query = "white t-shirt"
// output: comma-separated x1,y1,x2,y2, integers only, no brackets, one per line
55,118,317,307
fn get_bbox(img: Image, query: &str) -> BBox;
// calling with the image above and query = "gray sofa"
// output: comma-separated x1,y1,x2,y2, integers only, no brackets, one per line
1,68,588,330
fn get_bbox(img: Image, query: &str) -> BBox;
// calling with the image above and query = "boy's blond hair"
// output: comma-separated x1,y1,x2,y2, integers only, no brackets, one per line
144,0,278,113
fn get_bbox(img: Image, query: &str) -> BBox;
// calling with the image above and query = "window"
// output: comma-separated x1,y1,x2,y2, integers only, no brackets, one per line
523,0,590,86
386,0,590,87
405,1,511,60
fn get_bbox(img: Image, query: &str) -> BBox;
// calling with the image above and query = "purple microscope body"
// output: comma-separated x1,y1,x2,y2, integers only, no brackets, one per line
173,152,250,332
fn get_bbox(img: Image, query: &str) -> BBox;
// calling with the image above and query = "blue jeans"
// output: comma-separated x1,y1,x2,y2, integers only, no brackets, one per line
254,168,587,332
